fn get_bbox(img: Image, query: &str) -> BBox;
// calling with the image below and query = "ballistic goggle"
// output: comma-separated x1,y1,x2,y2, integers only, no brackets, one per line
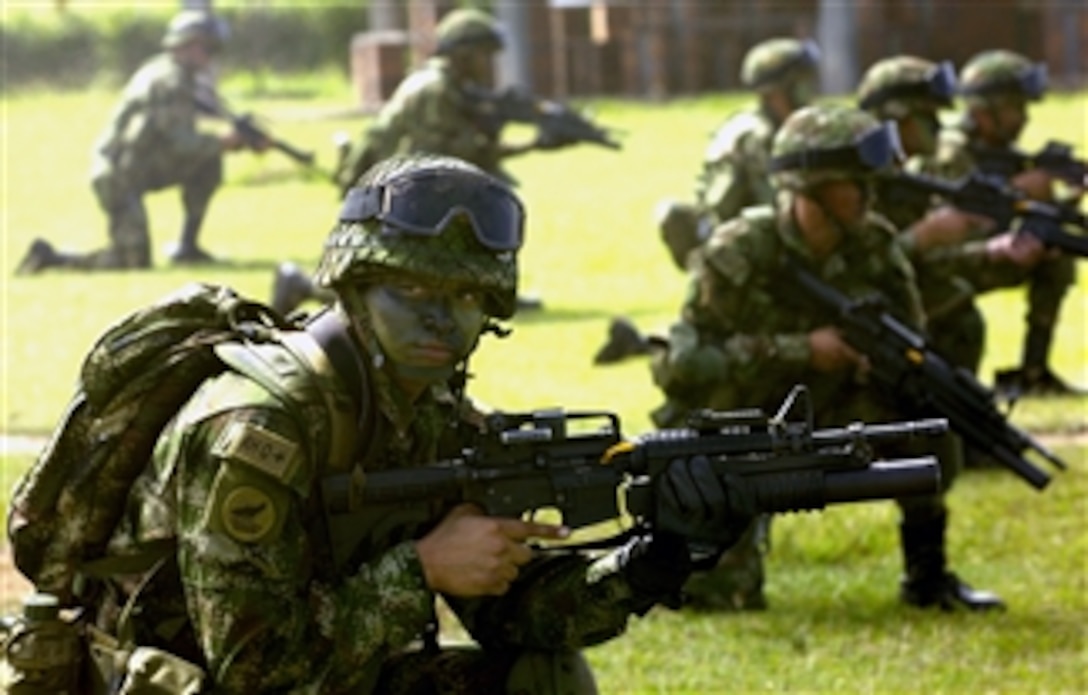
859,61,958,110
753,39,821,87
339,171,525,252
962,62,1047,100
770,122,904,174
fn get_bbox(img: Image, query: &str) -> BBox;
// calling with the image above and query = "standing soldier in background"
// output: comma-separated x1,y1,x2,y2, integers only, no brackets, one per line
272,8,552,316
596,37,820,366
16,10,263,274
929,50,1081,397
649,104,1004,612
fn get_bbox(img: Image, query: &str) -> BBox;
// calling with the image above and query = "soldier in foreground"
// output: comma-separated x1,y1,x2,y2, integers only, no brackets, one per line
21,154,744,692
649,104,1004,612
16,10,263,274
272,7,589,316
596,36,819,365
931,50,1081,397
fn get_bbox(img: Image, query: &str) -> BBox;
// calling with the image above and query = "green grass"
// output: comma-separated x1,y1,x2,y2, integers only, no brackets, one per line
2,79,1086,692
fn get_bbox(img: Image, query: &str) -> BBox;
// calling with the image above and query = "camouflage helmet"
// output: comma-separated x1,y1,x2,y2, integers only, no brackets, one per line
857,56,957,118
960,50,1047,102
162,10,229,50
435,8,504,55
741,38,821,90
769,104,903,190
314,154,522,319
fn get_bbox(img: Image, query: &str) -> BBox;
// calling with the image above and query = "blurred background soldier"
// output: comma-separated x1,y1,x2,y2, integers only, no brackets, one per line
929,50,1081,397
858,56,992,375
273,7,549,317
655,37,821,273
649,104,1004,612
16,10,262,274
596,37,820,366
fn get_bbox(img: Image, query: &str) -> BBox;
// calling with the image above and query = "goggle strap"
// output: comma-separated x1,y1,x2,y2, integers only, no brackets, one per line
770,124,901,173
859,62,957,110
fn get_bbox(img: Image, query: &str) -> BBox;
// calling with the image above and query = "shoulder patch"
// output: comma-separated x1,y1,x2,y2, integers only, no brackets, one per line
220,485,278,543
203,462,291,545
212,420,299,482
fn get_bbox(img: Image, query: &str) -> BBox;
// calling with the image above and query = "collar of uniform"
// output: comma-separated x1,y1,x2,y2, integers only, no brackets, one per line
776,202,851,280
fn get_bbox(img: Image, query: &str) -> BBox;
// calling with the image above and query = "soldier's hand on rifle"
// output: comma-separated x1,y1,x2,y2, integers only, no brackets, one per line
619,456,752,608
219,131,248,152
1011,168,1056,202
415,503,569,598
808,326,866,373
910,205,994,252
986,231,1049,268
656,456,753,549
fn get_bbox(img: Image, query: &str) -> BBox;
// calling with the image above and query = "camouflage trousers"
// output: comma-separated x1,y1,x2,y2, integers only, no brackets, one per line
961,252,1076,369
375,646,597,694
81,154,223,270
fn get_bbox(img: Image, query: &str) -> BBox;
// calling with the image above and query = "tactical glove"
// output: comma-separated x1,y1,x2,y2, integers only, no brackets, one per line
655,455,755,568
620,456,756,611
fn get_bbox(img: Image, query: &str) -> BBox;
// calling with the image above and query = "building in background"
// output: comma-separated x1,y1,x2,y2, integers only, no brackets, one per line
349,0,1086,110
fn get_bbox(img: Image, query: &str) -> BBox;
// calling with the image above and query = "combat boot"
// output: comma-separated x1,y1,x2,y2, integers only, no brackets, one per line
899,512,1005,611
167,215,218,266
15,238,69,275
593,317,652,365
995,366,1086,399
270,262,316,316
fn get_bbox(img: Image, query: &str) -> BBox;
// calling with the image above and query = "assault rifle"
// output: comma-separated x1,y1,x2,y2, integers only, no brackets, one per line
971,140,1087,188
465,85,623,152
878,171,1088,257
783,259,1068,491
322,386,943,570
195,95,318,170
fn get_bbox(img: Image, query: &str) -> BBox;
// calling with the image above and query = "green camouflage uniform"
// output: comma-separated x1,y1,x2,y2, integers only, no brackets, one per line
336,10,508,194
857,55,987,372
73,53,226,269
336,57,504,194
930,51,1077,386
657,38,818,271
652,104,1002,612
93,155,655,693
698,110,778,229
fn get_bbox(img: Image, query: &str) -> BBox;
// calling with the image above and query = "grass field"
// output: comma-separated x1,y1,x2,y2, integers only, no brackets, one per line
1,76,1086,692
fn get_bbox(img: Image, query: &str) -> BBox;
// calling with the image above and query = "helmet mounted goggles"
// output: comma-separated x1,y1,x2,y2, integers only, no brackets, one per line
754,39,821,87
860,61,957,110
770,121,904,174
339,170,525,252
963,62,1047,100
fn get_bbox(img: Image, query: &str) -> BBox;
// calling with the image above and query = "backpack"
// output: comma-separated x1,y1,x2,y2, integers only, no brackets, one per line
6,282,297,603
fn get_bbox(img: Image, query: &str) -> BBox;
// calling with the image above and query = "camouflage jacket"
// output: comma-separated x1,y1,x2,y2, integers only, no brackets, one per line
340,57,503,188
877,155,983,319
105,310,642,693
694,107,777,226
91,52,223,189
655,203,923,425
